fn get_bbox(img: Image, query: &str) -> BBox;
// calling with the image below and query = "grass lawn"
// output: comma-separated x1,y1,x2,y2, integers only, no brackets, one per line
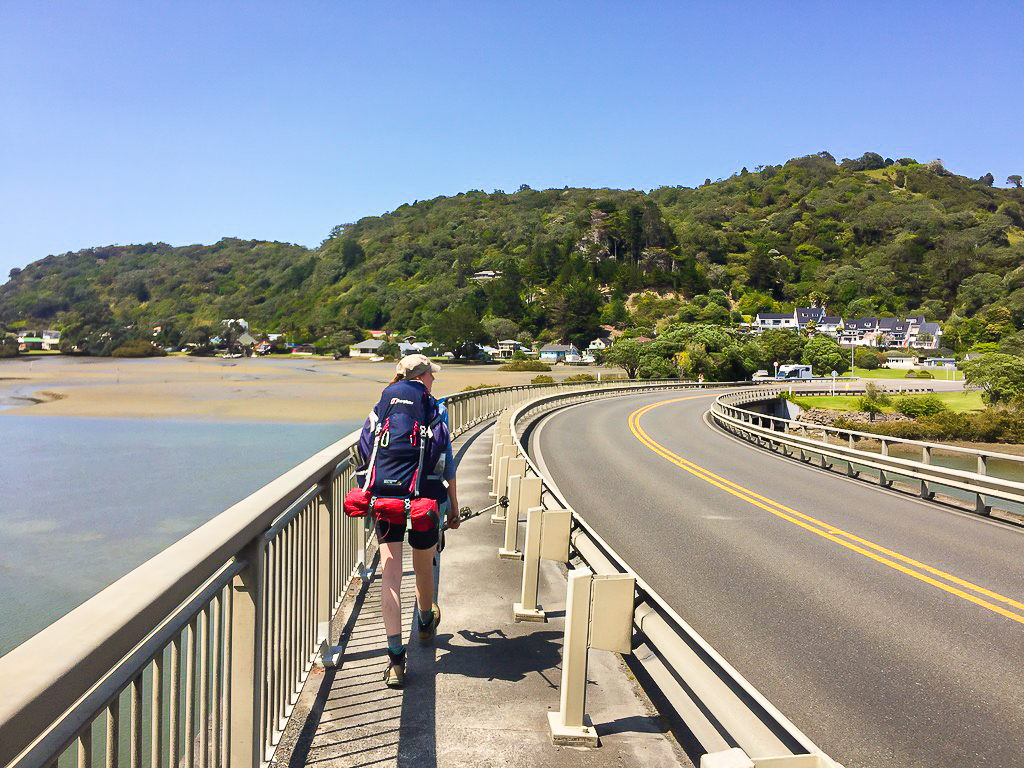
854,367,962,381
794,391,984,413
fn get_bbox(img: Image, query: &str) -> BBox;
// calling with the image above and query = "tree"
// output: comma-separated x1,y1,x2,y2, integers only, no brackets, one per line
1007,175,1022,189
429,304,486,358
757,330,806,368
603,339,644,379
854,347,885,370
962,353,1024,405
956,272,1005,316
801,335,848,375
980,173,995,187
482,317,520,342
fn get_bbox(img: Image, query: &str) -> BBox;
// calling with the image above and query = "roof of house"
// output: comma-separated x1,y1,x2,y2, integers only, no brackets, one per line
919,322,941,335
848,318,878,330
352,339,385,350
820,316,842,325
755,312,792,320
795,307,824,323
540,343,577,352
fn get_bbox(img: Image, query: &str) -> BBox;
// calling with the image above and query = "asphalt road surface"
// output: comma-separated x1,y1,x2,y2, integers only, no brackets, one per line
532,389,1024,768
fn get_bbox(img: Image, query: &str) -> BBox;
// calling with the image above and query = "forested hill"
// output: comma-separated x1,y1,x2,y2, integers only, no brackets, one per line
2,152,1023,354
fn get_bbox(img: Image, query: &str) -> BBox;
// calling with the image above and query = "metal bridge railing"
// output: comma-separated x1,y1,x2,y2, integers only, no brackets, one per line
501,383,842,766
0,376,692,768
711,387,1024,519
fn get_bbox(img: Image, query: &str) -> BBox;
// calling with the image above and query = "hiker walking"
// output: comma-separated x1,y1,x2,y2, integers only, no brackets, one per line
353,354,459,689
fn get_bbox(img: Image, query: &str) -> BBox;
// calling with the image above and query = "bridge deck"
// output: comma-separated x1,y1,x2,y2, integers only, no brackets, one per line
272,420,686,767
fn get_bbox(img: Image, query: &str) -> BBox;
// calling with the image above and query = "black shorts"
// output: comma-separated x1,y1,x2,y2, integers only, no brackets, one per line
375,518,439,550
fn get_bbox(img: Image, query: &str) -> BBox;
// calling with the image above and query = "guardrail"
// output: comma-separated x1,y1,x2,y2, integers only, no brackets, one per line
0,376,698,768
502,386,842,766
710,387,1024,520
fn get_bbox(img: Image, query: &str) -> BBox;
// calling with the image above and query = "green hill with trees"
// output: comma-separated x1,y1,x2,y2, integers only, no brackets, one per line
2,152,1023,358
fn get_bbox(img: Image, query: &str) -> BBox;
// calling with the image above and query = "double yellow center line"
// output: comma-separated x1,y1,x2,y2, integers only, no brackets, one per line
630,397,1024,626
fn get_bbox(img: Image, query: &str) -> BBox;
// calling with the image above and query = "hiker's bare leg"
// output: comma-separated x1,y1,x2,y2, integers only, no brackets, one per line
412,545,434,612
379,541,403,637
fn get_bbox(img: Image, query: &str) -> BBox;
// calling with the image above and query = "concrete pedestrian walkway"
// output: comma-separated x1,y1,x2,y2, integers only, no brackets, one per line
274,419,688,767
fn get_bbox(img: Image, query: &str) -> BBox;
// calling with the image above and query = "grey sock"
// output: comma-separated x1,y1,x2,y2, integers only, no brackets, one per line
418,606,433,626
387,634,404,656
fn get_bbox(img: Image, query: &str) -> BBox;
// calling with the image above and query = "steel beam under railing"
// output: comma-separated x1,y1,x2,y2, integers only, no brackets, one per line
711,388,1024,519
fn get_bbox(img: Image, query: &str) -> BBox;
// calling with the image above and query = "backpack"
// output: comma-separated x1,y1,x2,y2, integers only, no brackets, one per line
345,379,449,529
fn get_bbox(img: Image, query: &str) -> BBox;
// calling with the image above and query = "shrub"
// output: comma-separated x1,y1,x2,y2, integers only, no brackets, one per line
904,369,934,379
531,375,555,384
857,397,883,415
863,381,890,405
111,340,166,358
893,395,947,419
498,360,551,372
0,337,18,358
564,373,596,382
460,383,496,392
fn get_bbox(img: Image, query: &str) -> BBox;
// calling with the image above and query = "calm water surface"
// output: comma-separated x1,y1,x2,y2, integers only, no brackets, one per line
0,414,360,655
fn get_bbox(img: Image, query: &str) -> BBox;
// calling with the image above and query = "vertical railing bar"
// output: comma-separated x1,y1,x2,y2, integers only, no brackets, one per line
129,674,142,768
105,699,118,768
168,635,180,768
151,651,163,768
276,528,287,737
210,594,222,768
220,583,233,768
267,535,279,750
77,725,92,768
198,606,209,768
184,618,196,768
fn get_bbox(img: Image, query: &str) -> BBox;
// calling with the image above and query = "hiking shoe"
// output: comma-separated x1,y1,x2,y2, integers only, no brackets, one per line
417,603,441,645
383,652,406,689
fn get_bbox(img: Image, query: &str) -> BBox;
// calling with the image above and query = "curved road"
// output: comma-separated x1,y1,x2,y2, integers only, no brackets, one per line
533,389,1024,768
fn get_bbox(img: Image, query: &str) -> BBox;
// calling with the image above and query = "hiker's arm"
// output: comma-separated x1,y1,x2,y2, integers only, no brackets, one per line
445,473,460,529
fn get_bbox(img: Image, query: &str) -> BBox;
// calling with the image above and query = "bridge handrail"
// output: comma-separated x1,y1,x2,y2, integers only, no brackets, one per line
710,387,1024,515
505,384,838,763
0,375,701,768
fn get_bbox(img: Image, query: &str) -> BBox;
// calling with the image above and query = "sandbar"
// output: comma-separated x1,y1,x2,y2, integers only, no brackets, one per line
0,356,620,423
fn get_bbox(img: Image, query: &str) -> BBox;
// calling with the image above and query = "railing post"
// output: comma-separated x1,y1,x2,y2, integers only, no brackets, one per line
978,455,988,475
921,446,933,499
548,568,635,747
515,507,570,622
316,485,332,645
228,540,265,768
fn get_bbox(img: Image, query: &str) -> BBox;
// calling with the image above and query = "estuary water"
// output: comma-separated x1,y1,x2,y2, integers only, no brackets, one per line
0,414,361,655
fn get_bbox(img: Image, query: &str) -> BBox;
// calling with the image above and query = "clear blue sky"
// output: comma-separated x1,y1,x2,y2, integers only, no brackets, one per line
2,1,1022,279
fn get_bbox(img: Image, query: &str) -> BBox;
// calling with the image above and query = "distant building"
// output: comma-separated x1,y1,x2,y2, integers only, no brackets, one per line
497,339,529,359
469,270,502,281
350,339,385,357
41,330,61,350
539,343,580,362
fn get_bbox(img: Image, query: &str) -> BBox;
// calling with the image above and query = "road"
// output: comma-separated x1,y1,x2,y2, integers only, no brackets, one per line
532,389,1024,768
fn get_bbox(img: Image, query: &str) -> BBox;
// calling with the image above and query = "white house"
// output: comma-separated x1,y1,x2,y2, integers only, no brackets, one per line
496,339,529,359
41,330,61,350
753,312,798,332
350,339,385,357
588,336,613,353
